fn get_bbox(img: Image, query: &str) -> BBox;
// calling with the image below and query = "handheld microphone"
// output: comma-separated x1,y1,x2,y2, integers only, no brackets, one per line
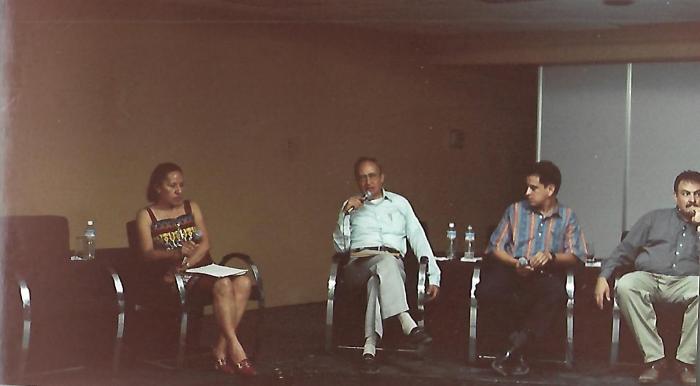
517,257,529,267
345,191,372,215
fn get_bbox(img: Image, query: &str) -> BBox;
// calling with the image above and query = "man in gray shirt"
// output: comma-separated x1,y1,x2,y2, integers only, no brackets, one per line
595,170,700,385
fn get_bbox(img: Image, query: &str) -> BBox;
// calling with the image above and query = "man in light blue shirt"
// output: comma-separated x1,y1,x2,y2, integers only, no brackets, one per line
333,157,441,370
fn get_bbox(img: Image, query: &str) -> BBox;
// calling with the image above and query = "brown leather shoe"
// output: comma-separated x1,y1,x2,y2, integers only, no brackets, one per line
638,360,666,384
678,364,696,386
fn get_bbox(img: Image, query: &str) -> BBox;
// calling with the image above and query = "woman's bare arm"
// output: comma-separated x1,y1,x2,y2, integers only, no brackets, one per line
136,208,182,262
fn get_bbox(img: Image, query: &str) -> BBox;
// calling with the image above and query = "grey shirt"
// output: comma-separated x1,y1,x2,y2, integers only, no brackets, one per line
599,208,700,279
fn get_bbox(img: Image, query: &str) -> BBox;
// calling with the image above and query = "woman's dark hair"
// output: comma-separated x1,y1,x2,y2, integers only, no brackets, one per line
146,162,183,202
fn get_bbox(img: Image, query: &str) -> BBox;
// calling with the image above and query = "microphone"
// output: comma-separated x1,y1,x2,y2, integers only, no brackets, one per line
517,257,529,267
345,191,372,215
518,256,546,274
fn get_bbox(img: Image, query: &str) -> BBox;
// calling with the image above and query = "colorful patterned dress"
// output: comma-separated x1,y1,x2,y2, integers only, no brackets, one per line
146,200,215,294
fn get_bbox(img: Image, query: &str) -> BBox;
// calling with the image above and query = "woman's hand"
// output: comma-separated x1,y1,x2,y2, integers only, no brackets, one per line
175,241,197,273
180,240,197,258
175,259,189,273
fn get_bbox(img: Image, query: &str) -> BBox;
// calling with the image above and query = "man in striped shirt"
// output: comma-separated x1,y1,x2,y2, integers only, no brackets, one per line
476,160,588,377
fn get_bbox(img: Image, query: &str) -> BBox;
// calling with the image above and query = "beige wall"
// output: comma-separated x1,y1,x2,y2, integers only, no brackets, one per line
5,4,536,306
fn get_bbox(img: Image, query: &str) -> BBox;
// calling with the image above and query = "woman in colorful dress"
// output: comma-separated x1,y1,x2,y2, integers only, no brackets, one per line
135,162,256,376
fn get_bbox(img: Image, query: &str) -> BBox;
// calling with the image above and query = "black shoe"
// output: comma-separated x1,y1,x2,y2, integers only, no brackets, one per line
491,353,512,377
511,355,530,376
360,353,379,374
638,359,666,384
678,363,696,386
408,327,432,356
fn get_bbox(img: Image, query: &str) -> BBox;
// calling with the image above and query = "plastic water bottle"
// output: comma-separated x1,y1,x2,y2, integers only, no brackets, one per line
464,225,475,259
84,220,96,260
446,222,457,259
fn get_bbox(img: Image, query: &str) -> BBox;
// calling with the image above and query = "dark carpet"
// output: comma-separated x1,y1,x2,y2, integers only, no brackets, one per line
15,303,674,386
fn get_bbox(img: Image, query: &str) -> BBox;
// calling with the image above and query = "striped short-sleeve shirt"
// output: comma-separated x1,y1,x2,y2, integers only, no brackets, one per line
486,200,589,260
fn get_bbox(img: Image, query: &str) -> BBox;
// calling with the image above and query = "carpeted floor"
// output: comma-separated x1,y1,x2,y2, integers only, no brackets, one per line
13,303,681,386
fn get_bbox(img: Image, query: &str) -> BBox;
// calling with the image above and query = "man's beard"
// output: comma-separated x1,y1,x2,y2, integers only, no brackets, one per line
681,203,697,219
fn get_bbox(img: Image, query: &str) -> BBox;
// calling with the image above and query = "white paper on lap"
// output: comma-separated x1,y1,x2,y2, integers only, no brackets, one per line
186,263,248,278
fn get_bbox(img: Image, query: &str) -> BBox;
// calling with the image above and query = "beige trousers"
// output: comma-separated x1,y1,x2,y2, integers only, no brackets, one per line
615,271,698,364
342,252,407,339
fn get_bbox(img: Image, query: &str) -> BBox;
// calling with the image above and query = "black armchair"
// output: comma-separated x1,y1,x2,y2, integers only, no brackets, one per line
325,250,429,353
1,215,125,382
469,256,577,368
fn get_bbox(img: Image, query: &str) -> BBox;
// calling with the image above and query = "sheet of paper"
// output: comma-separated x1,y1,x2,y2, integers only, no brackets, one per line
186,263,248,278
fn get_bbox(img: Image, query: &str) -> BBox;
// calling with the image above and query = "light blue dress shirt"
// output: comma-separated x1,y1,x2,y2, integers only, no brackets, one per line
333,190,441,286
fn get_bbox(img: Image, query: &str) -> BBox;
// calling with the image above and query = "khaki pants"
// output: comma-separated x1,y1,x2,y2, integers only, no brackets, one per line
342,252,407,339
615,271,699,364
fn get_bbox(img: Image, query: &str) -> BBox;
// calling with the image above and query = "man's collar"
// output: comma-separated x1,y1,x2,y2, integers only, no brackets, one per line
525,199,561,218
381,189,391,200
368,189,391,203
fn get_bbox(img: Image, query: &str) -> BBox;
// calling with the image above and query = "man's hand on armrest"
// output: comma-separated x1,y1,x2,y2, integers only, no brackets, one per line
425,285,439,302
594,277,611,310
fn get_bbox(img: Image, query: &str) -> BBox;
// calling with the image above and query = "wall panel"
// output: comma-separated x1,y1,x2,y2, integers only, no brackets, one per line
540,65,627,258
628,62,700,225
541,62,700,258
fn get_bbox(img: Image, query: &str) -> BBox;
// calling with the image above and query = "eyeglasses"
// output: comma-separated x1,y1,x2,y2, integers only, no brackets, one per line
357,172,381,182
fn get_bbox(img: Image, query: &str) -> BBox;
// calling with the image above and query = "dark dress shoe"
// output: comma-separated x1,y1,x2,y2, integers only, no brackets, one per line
408,327,433,355
510,355,530,376
638,360,666,384
491,339,527,377
361,353,379,374
678,364,696,386
491,354,512,377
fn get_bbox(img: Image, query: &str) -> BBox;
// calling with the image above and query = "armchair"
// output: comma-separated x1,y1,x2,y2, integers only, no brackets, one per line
468,256,577,368
607,231,685,365
325,250,429,353
1,215,125,381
